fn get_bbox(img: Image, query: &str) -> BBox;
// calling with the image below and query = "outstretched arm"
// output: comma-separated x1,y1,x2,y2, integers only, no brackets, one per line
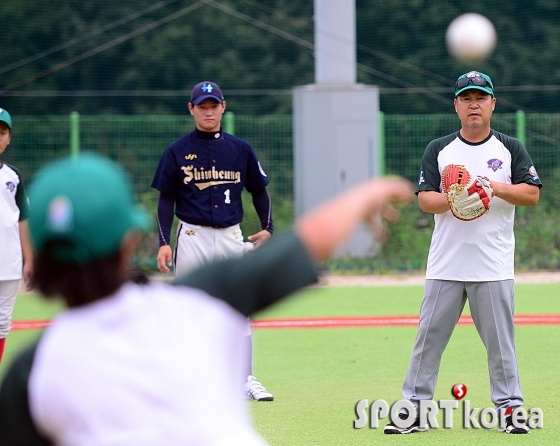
178,176,414,316
295,177,414,262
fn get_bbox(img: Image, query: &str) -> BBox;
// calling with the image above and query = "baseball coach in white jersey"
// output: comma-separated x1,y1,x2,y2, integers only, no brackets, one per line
384,71,542,436
0,152,412,445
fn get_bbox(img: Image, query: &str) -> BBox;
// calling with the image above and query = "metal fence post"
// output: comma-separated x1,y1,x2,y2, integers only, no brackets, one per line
224,111,235,135
516,110,526,146
70,111,80,157
516,110,527,218
378,111,386,176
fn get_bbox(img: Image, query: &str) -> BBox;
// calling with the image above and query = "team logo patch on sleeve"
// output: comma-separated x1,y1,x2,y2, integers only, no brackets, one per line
529,166,539,180
5,181,16,192
487,159,503,172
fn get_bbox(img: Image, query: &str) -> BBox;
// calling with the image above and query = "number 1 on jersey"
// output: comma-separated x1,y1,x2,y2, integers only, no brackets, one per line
224,189,231,204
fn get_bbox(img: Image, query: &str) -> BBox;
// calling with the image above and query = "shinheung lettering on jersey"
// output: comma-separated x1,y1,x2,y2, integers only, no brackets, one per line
181,165,241,190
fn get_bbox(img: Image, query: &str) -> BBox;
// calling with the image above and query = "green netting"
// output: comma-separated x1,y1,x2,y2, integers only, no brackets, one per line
6,112,559,190
4,113,560,271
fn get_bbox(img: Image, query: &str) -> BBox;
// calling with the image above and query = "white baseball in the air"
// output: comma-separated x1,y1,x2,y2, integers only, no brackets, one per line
446,13,497,62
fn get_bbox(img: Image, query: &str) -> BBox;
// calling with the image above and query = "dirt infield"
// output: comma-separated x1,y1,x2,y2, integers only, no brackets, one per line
318,271,560,287
17,271,560,294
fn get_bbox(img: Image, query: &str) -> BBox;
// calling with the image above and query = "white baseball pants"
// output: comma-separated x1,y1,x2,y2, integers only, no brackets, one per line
174,221,253,336
0,280,19,338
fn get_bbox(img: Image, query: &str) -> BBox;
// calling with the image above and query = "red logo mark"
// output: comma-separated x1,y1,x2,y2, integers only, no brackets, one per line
451,383,467,400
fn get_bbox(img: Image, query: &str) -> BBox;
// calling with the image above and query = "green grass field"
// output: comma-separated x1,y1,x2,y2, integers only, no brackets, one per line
250,283,560,445
3,283,559,445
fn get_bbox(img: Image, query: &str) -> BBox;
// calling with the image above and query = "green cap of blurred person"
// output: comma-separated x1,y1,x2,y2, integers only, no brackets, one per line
29,152,150,264
28,153,151,306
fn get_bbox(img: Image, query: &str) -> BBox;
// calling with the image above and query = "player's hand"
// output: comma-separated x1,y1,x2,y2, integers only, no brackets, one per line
23,261,34,292
247,230,272,250
157,245,173,274
362,177,414,241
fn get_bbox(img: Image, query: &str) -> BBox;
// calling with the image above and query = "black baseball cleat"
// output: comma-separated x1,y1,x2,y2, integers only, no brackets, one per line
384,412,428,434
499,414,530,434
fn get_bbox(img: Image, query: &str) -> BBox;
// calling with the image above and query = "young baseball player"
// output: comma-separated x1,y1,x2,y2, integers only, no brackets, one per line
0,107,33,364
152,81,274,401
0,152,413,445
384,71,541,435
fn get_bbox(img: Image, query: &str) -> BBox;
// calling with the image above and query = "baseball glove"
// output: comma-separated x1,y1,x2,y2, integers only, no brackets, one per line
441,164,493,221
441,164,471,194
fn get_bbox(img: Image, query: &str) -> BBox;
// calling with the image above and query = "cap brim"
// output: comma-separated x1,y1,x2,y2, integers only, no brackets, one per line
0,118,11,129
455,85,494,97
191,95,223,105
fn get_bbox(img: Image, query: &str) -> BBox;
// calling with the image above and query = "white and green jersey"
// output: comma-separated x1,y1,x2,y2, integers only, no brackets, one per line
0,233,318,446
417,129,542,281
0,162,29,280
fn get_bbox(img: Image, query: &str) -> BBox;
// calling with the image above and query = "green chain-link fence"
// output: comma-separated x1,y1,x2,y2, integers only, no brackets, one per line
4,113,560,271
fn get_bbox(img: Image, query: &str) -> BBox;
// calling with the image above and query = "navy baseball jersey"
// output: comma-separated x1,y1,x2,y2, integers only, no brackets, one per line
152,128,269,227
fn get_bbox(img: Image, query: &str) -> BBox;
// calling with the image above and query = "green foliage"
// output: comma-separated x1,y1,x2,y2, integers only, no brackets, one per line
133,189,161,271
322,202,433,274
371,203,434,271
2,2,560,115
515,168,560,270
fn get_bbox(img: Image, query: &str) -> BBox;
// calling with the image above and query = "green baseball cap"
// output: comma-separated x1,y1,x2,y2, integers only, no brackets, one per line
455,71,494,97
29,152,151,264
0,107,12,129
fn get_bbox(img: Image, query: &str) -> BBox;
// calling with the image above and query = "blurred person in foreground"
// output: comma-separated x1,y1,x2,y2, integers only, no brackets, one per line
0,152,412,445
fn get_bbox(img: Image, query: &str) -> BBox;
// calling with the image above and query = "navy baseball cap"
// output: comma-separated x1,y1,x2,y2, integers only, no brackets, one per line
455,71,494,97
0,107,12,129
190,81,224,105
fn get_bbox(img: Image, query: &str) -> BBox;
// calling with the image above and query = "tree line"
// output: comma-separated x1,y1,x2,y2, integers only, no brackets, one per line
1,0,560,116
